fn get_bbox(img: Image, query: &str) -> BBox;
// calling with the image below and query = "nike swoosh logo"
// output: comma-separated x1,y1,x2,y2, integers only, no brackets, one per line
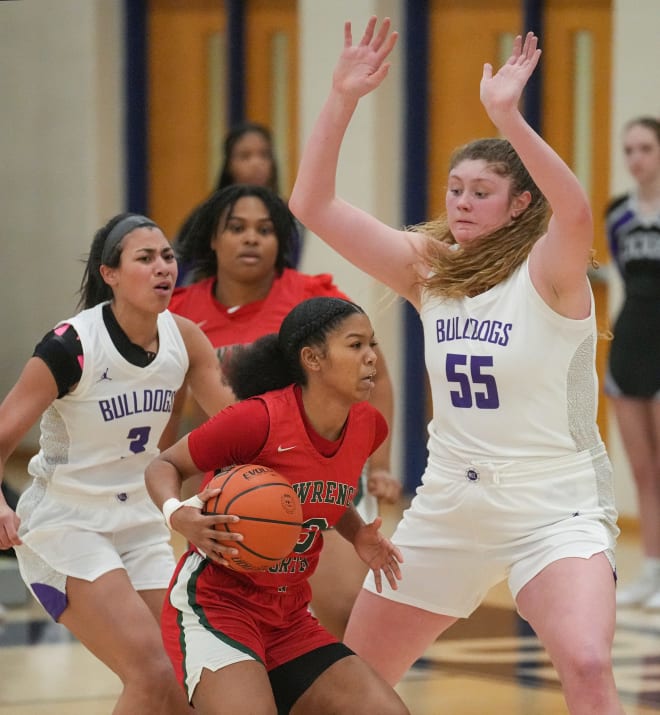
277,445,296,452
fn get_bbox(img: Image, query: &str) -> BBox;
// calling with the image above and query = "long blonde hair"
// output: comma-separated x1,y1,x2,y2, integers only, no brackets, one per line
416,138,549,299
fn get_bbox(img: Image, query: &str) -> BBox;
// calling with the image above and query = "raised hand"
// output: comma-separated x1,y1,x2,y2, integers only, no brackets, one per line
332,16,398,101
480,32,541,124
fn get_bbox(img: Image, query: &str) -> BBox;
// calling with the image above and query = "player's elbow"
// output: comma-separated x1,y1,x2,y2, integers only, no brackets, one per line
288,190,309,226
574,202,593,233
289,185,328,230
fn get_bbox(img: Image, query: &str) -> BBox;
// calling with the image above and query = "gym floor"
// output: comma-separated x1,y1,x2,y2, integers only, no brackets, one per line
1,457,658,715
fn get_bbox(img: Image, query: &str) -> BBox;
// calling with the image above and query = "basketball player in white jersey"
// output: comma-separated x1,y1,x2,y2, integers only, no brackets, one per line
0,213,233,714
290,19,623,715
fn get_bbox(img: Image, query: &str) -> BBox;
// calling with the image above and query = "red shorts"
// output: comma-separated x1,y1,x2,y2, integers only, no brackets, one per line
162,551,337,699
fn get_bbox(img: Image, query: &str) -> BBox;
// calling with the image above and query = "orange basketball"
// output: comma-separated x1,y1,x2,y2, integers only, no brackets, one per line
203,464,303,572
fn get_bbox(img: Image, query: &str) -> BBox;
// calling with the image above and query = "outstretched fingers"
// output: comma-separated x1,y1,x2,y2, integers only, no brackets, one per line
358,15,377,46
514,32,541,72
521,31,539,61
370,16,392,51
507,33,523,64
372,17,398,63
343,20,353,49
491,31,541,84
336,17,398,99
507,32,540,68
352,16,397,59
372,550,403,593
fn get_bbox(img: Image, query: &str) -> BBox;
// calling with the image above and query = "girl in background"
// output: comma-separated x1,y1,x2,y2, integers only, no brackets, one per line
606,117,660,609
177,121,302,275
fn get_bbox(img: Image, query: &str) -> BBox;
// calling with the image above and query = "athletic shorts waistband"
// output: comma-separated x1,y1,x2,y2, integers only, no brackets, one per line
428,443,608,485
43,479,151,505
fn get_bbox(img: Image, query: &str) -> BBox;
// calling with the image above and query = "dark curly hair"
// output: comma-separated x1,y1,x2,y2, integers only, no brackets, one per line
174,184,296,283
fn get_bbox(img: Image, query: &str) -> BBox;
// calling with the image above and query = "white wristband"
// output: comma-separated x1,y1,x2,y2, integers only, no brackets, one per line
162,494,206,529
162,498,183,529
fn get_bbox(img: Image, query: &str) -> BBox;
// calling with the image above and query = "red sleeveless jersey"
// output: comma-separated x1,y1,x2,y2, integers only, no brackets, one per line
189,385,385,590
168,269,348,350
249,386,381,587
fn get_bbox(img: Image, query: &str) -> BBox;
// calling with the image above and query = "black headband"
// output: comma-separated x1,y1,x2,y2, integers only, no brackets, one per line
101,215,158,265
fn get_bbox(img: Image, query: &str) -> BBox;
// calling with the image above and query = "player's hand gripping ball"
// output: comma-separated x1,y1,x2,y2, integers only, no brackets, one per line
204,464,303,572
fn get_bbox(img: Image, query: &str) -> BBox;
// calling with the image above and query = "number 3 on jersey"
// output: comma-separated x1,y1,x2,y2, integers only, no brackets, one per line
446,353,499,409
127,426,151,453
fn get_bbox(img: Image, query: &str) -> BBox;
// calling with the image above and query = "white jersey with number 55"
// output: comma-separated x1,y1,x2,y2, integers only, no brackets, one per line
421,258,602,462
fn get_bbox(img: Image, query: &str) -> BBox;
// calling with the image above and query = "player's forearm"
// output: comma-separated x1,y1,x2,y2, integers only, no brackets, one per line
145,455,185,510
289,89,357,228
495,111,591,228
334,505,366,545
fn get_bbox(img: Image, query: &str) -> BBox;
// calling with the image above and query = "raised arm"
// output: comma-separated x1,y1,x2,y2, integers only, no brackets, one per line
289,17,426,307
480,32,593,315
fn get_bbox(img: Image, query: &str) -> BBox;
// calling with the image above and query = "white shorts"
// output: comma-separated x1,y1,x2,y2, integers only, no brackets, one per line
364,445,618,619
15,478,176,620
167,552,254,698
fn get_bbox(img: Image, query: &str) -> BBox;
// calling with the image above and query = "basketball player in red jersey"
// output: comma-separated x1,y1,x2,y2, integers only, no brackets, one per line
145,297,408,715
166,183,401,639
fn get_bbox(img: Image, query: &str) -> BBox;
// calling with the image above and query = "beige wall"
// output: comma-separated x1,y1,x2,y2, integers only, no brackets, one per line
297,0,405,477
0,0,123,442
1,0,657,517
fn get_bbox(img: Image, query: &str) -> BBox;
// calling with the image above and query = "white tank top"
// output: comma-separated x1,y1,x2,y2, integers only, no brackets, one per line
420,259,602,462
28,303,188,495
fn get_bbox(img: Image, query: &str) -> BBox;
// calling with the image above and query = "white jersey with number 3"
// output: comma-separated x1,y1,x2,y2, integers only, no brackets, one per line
421,258,602,462
28,303,188,496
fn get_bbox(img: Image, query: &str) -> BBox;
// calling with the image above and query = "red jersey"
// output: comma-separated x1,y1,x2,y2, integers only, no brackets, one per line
188,385,387,589
168,269,349,357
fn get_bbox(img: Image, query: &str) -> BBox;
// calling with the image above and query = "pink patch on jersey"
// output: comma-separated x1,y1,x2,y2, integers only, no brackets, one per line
54,324,70,336
77,355,84,370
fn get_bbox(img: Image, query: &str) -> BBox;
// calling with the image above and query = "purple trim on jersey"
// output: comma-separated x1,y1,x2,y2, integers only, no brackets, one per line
31,582,68,621
610,209,634,234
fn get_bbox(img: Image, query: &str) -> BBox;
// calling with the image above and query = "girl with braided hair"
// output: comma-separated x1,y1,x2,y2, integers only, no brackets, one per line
145,297,408,715
165,184,401,640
